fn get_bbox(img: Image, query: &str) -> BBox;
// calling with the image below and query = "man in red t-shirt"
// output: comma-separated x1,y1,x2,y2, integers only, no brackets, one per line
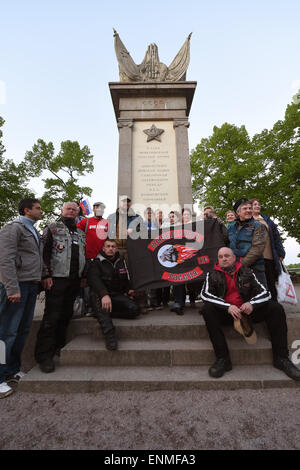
77,202,108,259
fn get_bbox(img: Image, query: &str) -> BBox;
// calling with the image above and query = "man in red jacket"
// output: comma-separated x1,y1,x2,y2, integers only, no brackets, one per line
201,247,300,381
77,202,108,260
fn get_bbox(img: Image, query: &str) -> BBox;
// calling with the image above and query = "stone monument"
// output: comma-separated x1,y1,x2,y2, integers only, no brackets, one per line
109,30,197,213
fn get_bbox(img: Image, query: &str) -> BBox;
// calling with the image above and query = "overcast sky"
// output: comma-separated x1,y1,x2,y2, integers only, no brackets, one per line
1,0,299,262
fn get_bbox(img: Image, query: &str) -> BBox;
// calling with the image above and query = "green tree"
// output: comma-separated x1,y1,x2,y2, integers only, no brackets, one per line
190,95,300,244
252,97,300,242
25,139,94,222
190,123,262,219
0,117,33,227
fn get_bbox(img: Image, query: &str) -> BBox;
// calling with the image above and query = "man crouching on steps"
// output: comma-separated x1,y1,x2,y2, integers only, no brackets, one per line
201,247,300,381
87,239,139,350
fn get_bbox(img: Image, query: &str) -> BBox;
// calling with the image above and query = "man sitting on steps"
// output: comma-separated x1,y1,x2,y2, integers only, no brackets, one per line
201,246,300,381
87,239,140,350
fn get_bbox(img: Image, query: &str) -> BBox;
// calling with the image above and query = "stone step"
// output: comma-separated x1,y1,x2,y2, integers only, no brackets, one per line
22,310,300,374
68,311,272,341
68,310,300,343
60,335,274,367
18,364,300,393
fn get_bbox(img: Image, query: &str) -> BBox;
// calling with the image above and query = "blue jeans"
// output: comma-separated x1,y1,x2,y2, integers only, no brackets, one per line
0,281,38,383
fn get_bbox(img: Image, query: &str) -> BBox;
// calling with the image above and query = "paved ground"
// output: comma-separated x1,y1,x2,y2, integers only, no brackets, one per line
1,286,299,451
1,388,300,450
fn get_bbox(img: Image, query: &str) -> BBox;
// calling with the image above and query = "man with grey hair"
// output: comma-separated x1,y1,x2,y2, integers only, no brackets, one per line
228,198,267,286
34,202,86,373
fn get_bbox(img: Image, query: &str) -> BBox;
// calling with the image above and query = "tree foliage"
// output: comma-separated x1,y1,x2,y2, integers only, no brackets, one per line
0,117,33,227
25,139,94,222
190,94,300,243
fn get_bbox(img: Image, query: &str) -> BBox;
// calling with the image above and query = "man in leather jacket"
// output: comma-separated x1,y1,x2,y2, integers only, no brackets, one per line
201,247,300,381
87,239,139,350
34,202,86,373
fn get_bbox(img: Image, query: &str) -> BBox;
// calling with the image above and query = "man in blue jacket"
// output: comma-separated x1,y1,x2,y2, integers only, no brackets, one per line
228,198,267,287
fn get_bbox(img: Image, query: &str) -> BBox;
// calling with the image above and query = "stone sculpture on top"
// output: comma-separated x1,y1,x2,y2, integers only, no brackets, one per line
113,29,192,82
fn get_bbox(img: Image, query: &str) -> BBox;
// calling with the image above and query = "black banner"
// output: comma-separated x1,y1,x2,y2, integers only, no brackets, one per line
127,219,226,290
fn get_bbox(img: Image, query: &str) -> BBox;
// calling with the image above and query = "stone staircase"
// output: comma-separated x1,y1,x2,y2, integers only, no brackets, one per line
19,305,300,393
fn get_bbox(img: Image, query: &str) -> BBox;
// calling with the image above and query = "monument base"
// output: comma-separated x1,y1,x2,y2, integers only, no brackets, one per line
109,81,197,211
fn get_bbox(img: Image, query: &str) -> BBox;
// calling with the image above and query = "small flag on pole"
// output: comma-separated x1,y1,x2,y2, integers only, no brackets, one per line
80,198,92,216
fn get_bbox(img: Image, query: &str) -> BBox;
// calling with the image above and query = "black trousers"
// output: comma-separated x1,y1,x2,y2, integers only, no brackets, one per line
264,259,278,301
202,300,288,360
35,277,80,362
187,280,204,303
94,294,139,335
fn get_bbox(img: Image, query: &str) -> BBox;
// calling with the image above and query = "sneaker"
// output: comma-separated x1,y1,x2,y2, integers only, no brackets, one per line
0,382,14,399
5,371,26,384
39,358,55,373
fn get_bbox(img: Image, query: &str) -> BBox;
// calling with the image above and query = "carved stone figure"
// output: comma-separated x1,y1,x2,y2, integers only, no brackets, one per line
113,29,192,82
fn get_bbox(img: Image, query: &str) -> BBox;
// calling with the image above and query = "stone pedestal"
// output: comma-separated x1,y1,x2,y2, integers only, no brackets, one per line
109,81,197,211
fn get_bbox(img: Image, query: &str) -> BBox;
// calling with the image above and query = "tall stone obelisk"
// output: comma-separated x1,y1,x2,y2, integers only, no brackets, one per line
109,30,196,213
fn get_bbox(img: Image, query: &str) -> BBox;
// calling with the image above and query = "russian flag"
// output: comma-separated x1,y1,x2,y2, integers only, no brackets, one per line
80,198,92,216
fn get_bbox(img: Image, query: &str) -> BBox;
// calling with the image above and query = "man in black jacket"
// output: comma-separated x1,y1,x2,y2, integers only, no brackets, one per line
201,247,300,381
35,202,86,373
87,239,139,350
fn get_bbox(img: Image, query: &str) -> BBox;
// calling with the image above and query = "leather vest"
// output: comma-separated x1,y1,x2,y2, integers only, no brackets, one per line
49,220,86,277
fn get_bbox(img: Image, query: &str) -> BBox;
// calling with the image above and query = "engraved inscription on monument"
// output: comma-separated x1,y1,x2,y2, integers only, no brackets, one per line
132,121,179,208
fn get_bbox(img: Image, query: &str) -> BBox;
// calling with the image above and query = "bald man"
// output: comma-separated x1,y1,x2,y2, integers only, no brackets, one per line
201,247,300,380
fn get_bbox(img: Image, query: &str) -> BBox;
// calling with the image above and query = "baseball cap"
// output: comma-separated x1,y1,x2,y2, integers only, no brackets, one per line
233,198,250,213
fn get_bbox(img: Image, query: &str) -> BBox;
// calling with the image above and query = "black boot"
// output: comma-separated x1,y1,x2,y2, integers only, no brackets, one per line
39,357,55,373
209,357,232,378
104,330,118,351
273,357,300,381
94,296,117,349
170,304,184,315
